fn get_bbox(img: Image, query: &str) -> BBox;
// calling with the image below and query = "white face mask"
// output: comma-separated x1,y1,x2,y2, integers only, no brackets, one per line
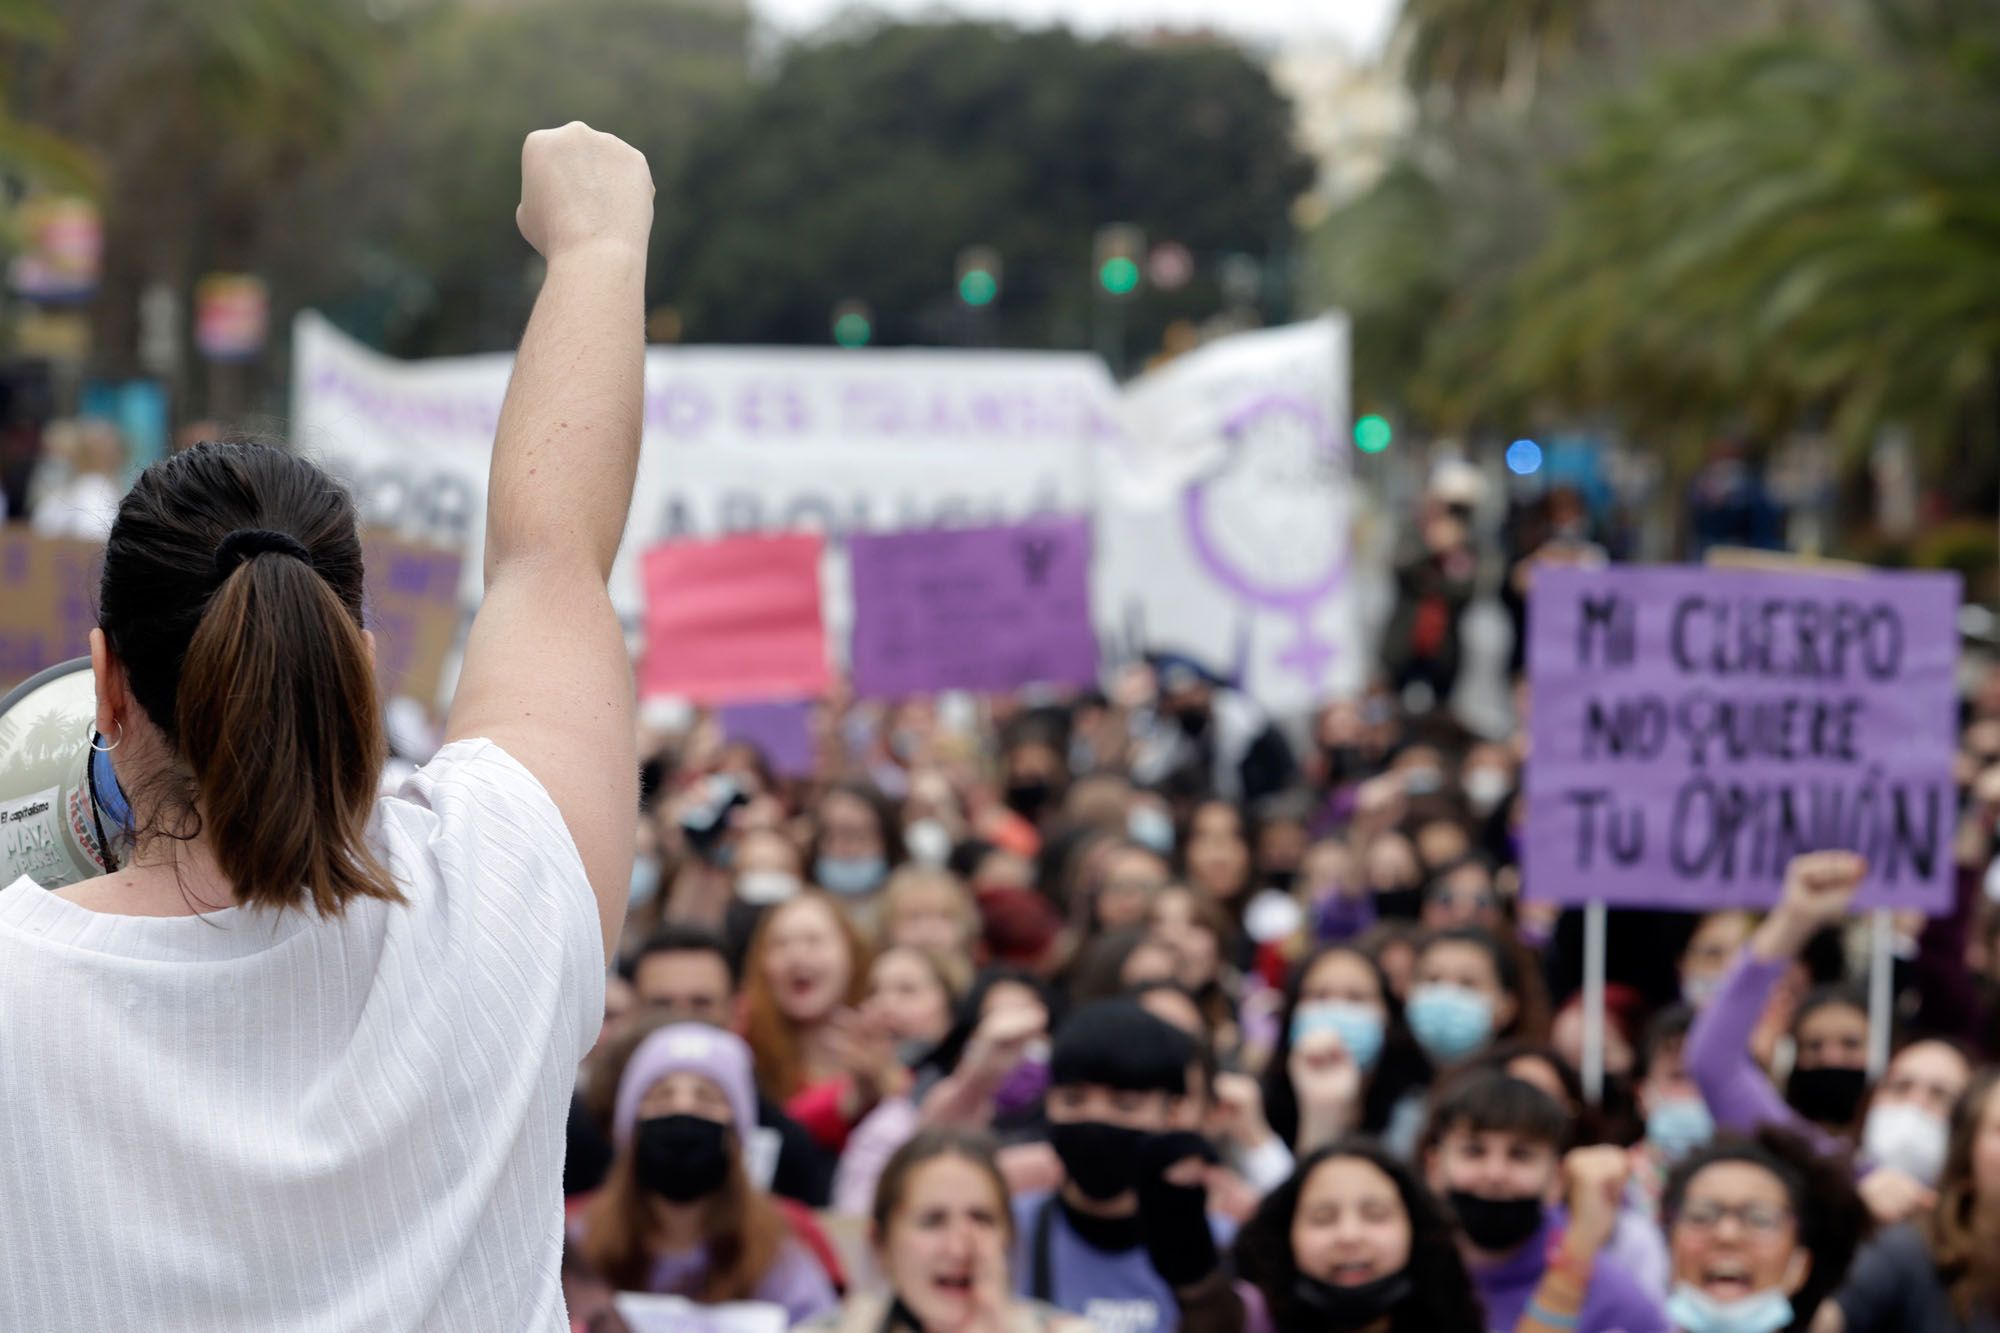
904,818,953,868
1862,1101,1950,1185
735,870,802,906
1462,768,1511,814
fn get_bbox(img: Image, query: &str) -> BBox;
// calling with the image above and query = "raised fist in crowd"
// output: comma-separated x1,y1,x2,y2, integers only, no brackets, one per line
515,121,654,261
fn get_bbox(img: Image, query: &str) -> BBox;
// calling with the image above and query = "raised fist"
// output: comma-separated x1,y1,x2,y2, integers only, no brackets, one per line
1777,850,1867,930
516,122,653,261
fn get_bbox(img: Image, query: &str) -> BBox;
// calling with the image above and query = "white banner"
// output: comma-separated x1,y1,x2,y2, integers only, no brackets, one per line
292,311,1354,712
1099,317,1360,710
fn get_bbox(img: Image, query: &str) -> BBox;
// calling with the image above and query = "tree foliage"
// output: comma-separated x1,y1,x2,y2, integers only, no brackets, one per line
277,0,750,356
1316,0,2000,490
660,22,1313,358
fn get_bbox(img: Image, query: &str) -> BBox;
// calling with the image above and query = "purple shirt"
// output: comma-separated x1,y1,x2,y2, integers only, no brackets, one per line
1011,1193,1237,1333
1470,1214,1669,1333
1684,946,1839,1156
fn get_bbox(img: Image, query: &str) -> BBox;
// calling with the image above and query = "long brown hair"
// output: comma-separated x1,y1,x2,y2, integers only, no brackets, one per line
741,893,870,1101
579,1124,788,1299
1925,1070,2000,1320
98,442,397,915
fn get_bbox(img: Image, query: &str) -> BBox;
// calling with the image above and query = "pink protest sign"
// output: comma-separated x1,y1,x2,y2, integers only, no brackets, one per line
847,517,1098,699
1524,564,1961,913
640,533,830,704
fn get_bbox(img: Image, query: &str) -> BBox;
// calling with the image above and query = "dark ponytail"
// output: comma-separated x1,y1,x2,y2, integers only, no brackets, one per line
99,441,400,915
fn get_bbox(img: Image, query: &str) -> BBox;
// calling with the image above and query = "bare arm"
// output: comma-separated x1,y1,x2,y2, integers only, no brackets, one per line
444,122,654,958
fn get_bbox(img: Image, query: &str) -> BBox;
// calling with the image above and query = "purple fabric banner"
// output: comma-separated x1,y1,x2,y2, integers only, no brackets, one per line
847,517,1099,699
1524,564,1960,913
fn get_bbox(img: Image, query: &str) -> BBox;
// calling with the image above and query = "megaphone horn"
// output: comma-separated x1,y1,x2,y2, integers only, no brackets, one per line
0,658,132,890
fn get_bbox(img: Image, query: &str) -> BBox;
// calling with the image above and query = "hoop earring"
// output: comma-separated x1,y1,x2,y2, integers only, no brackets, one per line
89,721,123,753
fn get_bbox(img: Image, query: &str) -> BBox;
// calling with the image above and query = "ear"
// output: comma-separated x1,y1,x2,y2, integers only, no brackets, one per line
87,629,128,739
1423,1147,1443,1195
361,629,378,672
1494,991,1519,1032
1782,1247,1812,1297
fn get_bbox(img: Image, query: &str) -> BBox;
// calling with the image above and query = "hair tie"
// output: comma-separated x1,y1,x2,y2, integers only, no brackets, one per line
213,528,312,578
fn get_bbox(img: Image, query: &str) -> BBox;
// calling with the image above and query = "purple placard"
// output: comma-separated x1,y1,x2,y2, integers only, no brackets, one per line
1524,564,1960,913
848,517,1099,699
717,699,817,779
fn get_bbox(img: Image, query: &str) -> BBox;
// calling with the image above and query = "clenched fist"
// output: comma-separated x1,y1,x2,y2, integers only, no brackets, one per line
516,122,654,261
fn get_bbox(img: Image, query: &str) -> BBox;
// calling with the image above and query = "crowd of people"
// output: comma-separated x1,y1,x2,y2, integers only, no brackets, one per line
7,121,1996,1333
551,643,2000,1333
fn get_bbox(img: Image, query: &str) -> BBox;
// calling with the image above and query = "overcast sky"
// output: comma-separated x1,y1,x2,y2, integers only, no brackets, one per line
754,0,1402,53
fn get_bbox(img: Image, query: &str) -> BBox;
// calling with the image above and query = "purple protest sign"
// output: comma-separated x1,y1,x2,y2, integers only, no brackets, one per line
1524,565,1960,913
717,699,817,779
848,517,1099,699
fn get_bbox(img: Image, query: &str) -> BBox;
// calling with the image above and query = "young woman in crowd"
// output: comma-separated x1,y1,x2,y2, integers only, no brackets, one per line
1820,1070,2000,1331
742,891,890,1150
1150,884,1244,1050
1467,1042,1671,1299
1657,1127,1869,1333
808,780,907,915
1686,853,1976,1218
1421,1070,1668,1332
1229,1139,1490,1332
877,866,980,962
1406,924,1544,1074
1260,942,1430,1155
574,1024,839,1321
805,1129,1091,1332
1632,1007,1714,1218
1182,799,1257,958
866,946,963,1060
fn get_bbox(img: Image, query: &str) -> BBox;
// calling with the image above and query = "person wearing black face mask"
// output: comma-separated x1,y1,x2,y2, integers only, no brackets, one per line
573,1025,838,1323
1421,1072,1668,1333
1684,853,1877,1159
1014,1000,1230,1333
1211,1140,1487,1332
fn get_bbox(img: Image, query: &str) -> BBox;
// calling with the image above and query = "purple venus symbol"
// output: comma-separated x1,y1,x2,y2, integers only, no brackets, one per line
1180,392,1349,692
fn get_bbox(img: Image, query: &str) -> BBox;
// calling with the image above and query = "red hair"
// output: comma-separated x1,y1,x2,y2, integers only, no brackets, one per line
740,893,871,1102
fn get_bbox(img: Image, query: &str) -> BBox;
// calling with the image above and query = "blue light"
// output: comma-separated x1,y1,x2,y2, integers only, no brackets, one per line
1506,439,1543,475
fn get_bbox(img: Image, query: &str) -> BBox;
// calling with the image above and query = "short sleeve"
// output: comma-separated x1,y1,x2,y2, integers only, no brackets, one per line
379,738,606,1065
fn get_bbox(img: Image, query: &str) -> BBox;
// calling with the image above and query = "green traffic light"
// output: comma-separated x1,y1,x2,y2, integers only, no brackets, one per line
1354,414,1393,454
1098,256,1140,295
833,312,872,347
959,270,997,307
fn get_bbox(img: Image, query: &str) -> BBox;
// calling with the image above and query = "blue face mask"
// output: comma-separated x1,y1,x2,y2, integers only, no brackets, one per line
1664,1284,1793,1333
1646,1097,1715,1163
1127,806,1175,856
628,856,661,908
1405,983,1494,1063
815,855,887,897
1290,1001,1386,1071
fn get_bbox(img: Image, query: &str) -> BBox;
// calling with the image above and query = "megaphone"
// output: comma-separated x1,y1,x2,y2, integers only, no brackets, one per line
0,658,132,889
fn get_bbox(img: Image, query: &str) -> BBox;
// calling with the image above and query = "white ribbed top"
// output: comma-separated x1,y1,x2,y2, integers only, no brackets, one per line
0,739,605,1332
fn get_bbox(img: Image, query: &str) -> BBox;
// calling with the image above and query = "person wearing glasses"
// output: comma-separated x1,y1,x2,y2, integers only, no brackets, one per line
1658,1128,1868,1333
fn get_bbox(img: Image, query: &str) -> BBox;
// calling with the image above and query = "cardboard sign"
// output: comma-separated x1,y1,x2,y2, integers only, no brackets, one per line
640,533,830,704
1524,565,1960,912
716,699,817,778
360,530,464,706
0,530,101,691
848,516,1098,698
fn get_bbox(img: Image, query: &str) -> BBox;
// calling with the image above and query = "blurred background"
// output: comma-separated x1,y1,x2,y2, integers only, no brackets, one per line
0,0,1995,592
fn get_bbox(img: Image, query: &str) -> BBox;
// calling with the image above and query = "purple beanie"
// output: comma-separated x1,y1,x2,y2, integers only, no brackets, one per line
613,1023,758,1147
